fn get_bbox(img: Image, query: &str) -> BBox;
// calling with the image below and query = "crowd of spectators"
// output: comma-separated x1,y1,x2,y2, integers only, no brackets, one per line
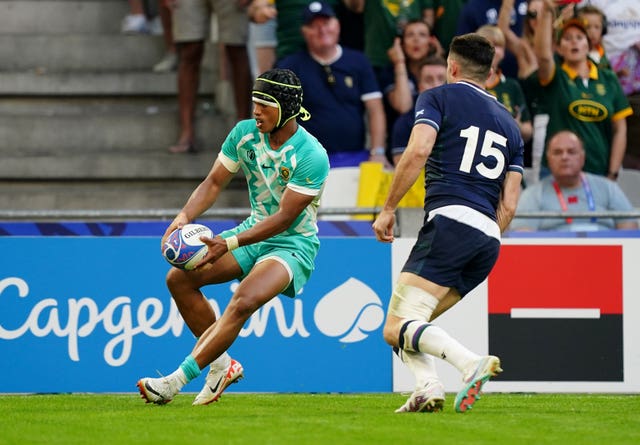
276,3,388,168
124,0,639,229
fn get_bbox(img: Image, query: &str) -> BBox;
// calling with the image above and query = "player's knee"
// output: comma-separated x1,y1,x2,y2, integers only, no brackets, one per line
226,291,262,322
382,320,401,347
166,267,185,293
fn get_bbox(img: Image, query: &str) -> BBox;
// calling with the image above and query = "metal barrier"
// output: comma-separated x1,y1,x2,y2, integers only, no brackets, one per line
0,207,382,221
0,208,639,221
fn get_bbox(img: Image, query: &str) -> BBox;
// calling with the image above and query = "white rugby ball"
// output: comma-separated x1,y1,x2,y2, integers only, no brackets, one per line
162,223,213,270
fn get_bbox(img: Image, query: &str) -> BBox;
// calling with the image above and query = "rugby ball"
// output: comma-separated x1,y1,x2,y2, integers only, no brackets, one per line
162,223,213,270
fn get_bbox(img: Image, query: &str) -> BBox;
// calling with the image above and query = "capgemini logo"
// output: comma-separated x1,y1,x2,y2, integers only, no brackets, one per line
313,278,385,343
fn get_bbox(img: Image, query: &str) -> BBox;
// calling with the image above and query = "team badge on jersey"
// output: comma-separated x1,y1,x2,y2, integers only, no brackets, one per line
345,76,353,88
280,166,291,182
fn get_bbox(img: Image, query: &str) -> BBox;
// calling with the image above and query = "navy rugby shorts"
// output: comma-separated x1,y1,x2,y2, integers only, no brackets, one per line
402,214,500,297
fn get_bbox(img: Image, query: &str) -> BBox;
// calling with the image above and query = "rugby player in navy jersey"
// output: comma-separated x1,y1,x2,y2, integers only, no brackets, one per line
373,33,524,413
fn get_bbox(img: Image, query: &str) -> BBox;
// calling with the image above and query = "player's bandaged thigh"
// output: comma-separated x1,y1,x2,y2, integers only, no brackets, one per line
387,283,438,321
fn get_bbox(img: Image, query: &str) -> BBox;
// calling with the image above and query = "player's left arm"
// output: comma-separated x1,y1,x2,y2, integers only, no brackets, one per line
197,189,316,267
196,188,315,267
496,170,523,233
237,189,316,243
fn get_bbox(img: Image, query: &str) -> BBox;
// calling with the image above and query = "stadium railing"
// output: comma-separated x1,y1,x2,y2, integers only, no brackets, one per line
1,209,639,238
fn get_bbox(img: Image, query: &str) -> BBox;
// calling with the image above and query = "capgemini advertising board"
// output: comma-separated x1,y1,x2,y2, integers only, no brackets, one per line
0,237,391,393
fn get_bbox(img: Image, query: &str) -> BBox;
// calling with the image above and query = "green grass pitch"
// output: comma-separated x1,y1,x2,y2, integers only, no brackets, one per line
0,393,638,445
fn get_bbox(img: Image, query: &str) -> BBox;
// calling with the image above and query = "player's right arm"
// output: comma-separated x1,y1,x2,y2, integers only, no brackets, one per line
162,159,234,244
496,170,523,233
373,123,435,242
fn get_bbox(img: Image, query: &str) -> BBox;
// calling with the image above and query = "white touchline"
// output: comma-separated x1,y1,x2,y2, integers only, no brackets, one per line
510,308,601,319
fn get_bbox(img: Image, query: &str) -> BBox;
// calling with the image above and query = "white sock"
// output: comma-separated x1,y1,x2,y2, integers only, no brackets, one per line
167,368,188,390
402,321,480,373
397,348,439,389
210,351,231,371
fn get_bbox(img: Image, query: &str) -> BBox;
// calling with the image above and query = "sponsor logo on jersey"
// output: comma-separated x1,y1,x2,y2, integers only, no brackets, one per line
568,99,608,122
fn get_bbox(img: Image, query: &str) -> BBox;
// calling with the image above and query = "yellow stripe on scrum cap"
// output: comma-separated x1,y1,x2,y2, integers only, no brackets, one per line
254,77,303,91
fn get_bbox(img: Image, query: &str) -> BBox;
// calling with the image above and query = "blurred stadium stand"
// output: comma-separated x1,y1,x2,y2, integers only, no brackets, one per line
0,0,248,212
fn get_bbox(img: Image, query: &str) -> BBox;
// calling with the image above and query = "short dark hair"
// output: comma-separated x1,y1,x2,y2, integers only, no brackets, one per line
448,33,494,82
419,55,447,71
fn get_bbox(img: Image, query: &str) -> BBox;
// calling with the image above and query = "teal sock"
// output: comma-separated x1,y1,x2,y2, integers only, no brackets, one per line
179,355,202,383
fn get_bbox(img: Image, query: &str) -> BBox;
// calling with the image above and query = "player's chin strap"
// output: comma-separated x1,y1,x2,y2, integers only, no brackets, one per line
298,106,311,121
274,106,311,133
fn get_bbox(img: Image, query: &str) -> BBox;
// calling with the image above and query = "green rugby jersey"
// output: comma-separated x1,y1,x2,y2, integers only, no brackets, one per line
218,119,330,237
486,72,532,123
537,62,632,176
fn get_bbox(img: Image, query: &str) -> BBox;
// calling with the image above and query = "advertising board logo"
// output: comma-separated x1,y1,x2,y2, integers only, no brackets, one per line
313,278,385,343
0,276,386,367
488,245,623,381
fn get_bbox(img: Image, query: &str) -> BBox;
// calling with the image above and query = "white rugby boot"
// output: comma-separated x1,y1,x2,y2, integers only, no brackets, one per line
192,359,244,406
395,380,445,413
454,355,502,413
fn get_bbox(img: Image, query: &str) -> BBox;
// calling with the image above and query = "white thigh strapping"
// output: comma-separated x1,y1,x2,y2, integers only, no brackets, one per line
387,283,439,321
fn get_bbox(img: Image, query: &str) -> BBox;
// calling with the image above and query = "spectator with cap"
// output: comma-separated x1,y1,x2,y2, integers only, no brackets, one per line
248,1,358,64
277,1,388,168
533,2,632,180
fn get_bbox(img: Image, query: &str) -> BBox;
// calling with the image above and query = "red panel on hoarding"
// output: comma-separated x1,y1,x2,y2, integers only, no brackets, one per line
488,245,623,314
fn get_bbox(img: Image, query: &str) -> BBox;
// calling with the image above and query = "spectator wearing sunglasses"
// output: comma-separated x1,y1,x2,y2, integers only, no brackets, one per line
277,1,389,168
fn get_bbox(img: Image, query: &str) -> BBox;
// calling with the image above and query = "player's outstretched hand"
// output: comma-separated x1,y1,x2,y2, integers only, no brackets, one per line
161,212,189,249
193,235,228,269
372,209,396,243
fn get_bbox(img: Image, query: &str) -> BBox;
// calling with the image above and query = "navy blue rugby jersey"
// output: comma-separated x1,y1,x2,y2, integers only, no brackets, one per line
413,81,524,220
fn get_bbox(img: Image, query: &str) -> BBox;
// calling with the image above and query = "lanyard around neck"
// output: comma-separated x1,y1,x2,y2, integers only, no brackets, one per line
551,173,596,224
